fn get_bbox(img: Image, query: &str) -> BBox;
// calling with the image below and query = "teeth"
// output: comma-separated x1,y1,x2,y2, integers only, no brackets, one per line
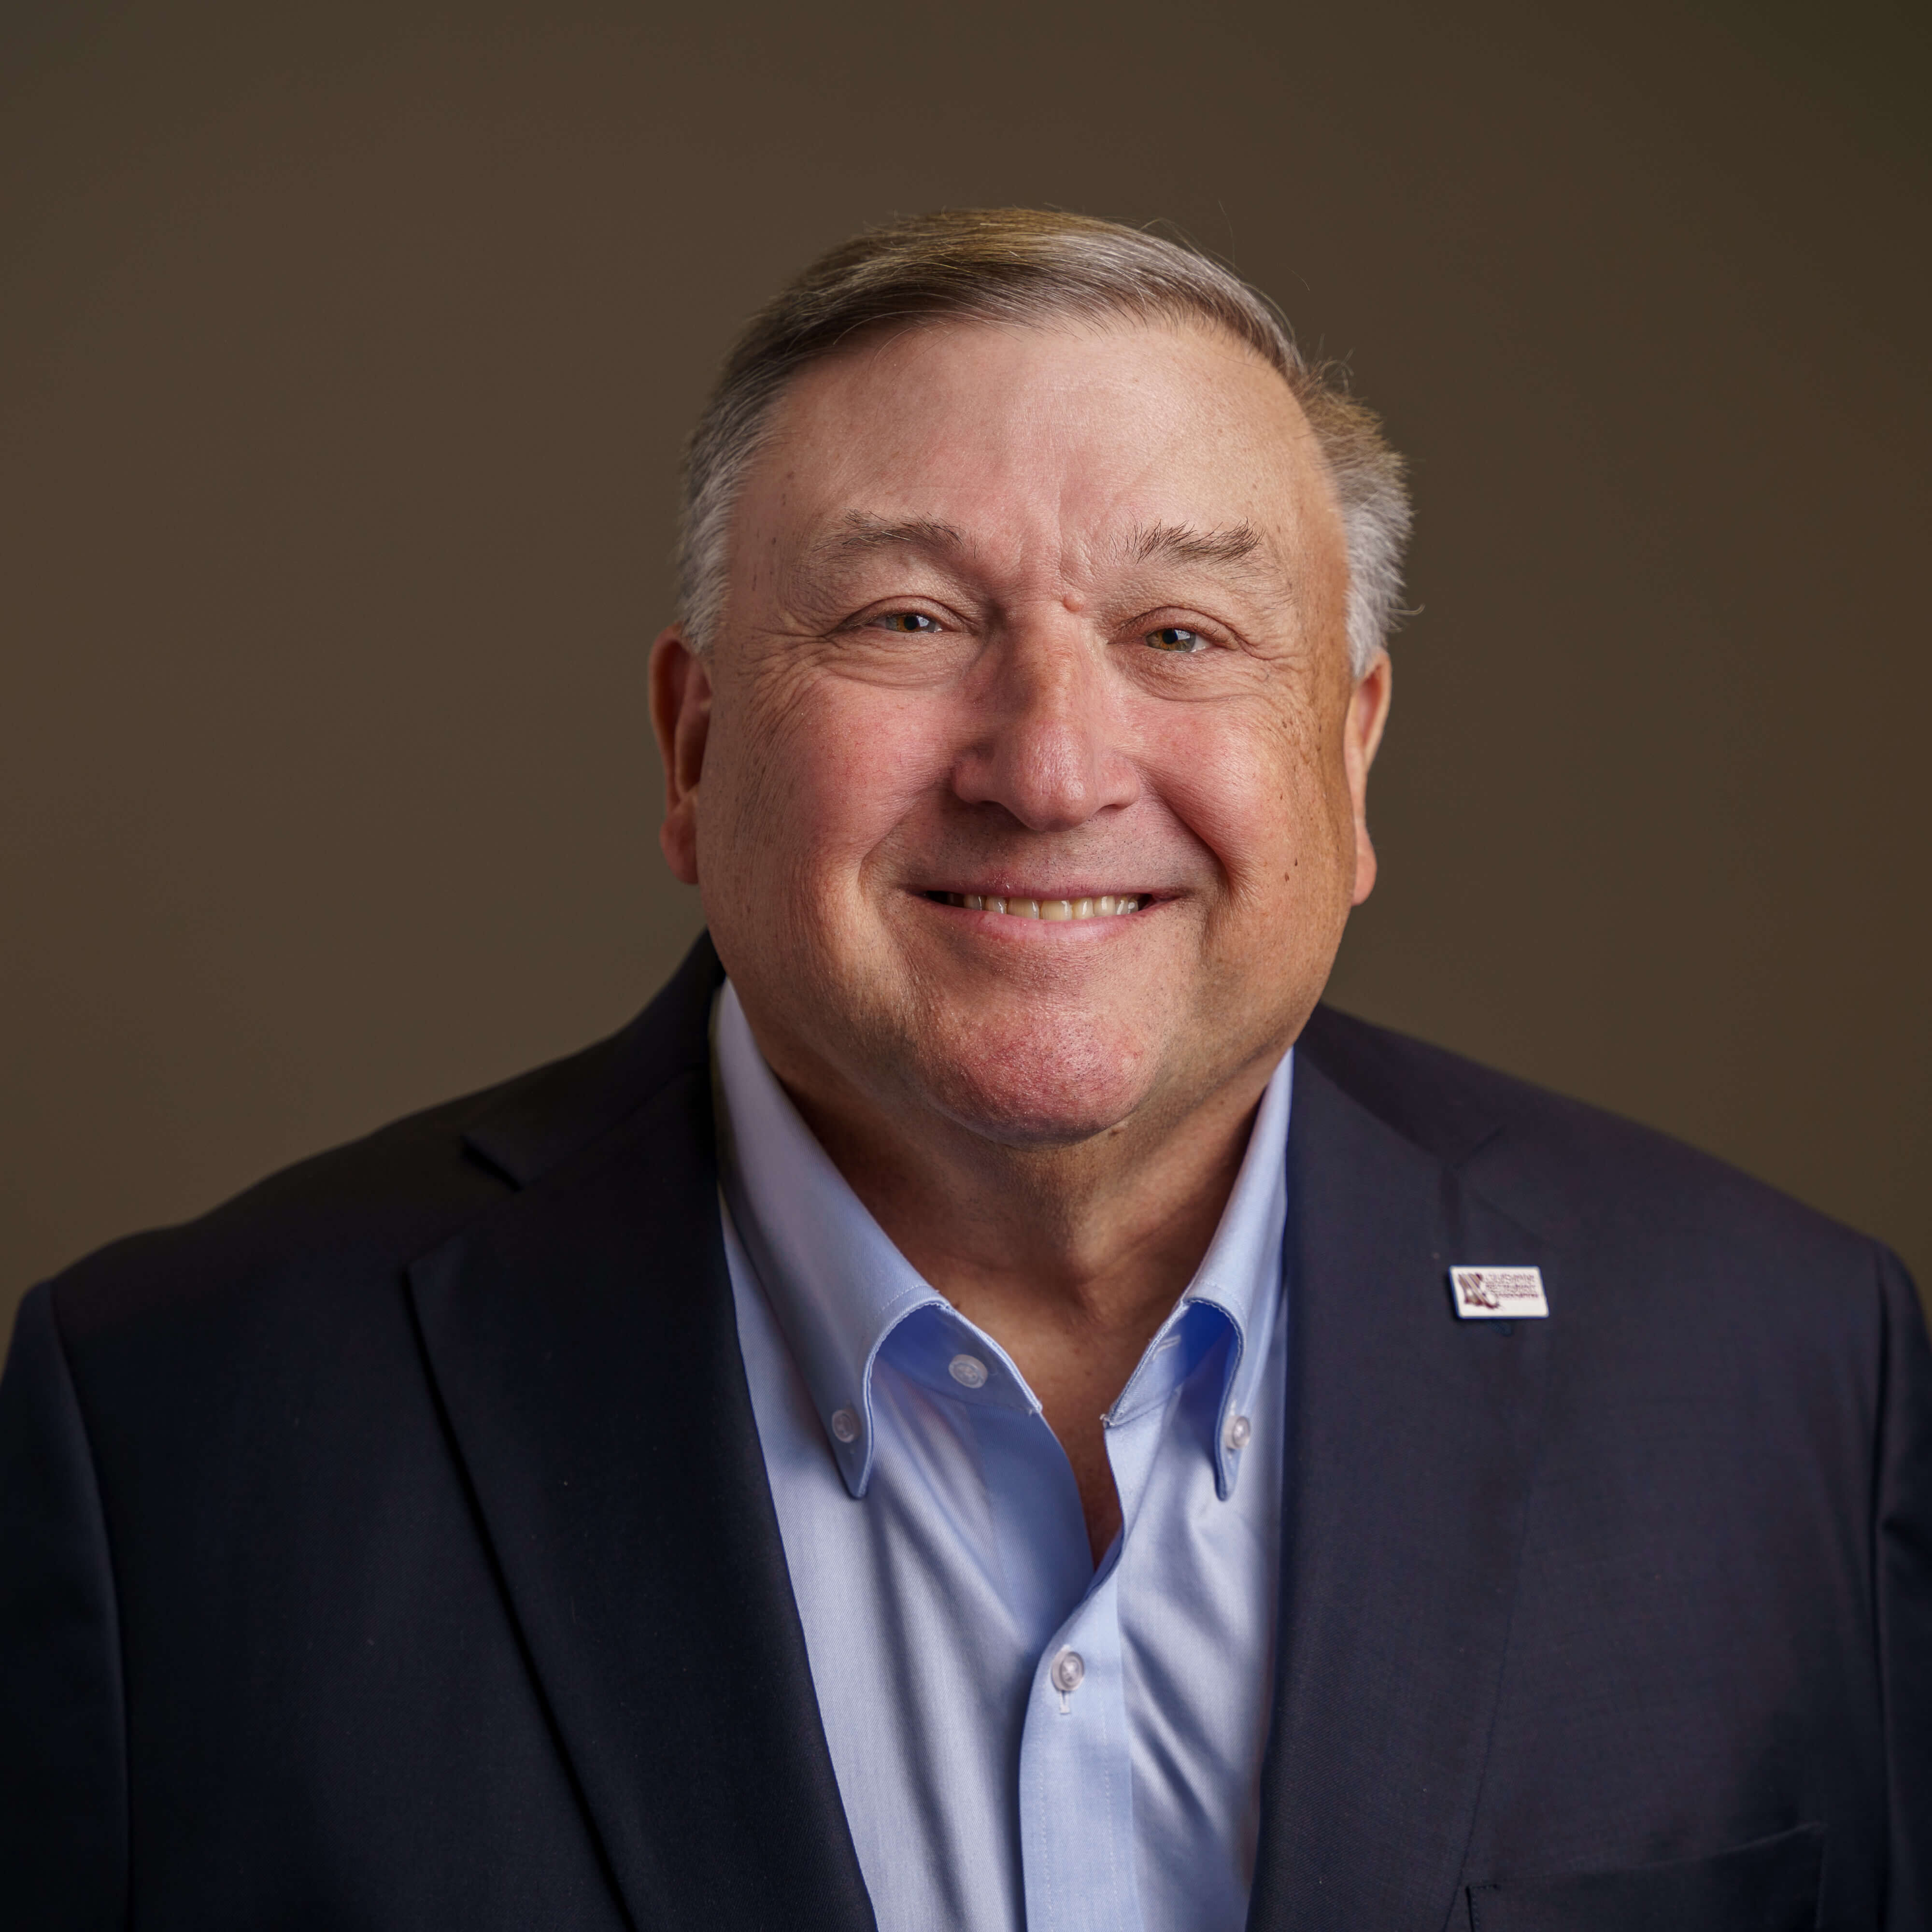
941,893,1142,919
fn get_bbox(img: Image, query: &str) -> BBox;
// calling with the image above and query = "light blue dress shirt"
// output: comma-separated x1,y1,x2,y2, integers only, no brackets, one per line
713,982,1292,1932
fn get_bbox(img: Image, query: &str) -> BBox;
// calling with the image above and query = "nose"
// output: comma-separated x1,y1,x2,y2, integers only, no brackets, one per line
950,622,1139,832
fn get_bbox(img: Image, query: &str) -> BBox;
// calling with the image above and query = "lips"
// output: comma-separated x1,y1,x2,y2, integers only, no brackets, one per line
930,892,1144,921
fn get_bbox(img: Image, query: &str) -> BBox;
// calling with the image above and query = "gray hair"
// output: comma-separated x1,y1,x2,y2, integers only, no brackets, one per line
676,208,1410,677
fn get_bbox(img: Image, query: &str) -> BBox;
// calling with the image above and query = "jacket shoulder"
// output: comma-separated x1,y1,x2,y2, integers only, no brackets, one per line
1298,1002,1884,1278
43,938,725,1356
46,1068,515,1357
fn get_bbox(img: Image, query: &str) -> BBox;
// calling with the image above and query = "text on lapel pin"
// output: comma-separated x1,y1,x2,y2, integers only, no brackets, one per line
1449,1266,1548,1320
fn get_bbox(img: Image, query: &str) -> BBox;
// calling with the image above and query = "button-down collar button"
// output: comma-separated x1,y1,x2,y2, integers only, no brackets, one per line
947,1353,989,1390
829,1408,860,1443
1224,1413,1252,1451
1050,1648,1085,1695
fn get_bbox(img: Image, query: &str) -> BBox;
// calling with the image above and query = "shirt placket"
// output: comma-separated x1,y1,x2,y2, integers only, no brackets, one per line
1013,1316,1217,1932
1018,1564,1138,1932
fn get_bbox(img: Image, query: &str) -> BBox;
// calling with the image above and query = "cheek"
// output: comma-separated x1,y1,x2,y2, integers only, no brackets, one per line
707,665,950,893
1150,703,1350,905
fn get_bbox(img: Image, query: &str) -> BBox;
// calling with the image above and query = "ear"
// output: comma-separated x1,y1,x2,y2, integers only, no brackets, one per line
649,626,712,887
1344,652,1393,907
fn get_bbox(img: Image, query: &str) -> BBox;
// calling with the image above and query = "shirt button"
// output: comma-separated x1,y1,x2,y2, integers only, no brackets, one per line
1224,1413,1252,1451
948,1353,989,1389
1050,1648,1086,1695
830,1408,860,1443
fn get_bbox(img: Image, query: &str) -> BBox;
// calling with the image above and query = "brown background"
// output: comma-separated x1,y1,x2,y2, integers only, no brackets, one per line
2,0,1927,1342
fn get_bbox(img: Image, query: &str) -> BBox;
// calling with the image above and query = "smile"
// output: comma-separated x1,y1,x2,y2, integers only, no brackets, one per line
927,892,1145,921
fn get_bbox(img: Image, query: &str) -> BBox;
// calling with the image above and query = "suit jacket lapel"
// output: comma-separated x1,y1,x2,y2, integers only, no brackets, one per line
1249,1055,1552,1931
408,946,875,1932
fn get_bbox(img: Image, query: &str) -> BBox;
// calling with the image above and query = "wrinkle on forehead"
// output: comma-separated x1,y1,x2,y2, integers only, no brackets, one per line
800,510,1279,583
744,319,1341,624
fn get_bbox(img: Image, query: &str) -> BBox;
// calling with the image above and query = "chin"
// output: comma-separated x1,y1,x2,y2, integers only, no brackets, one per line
909,1005,1159,1150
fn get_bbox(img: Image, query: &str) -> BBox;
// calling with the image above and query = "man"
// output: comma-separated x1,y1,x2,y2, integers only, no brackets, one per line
1,209,1926,1931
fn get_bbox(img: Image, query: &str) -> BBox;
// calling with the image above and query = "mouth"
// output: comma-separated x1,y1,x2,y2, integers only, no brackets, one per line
923,891,1148,922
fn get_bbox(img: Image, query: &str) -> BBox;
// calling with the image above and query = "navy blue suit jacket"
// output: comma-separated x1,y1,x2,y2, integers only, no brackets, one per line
3,937,1928,1929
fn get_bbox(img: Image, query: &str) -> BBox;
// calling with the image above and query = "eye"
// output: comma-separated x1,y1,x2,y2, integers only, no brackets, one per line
1145,625,1207,653
871,610,942,634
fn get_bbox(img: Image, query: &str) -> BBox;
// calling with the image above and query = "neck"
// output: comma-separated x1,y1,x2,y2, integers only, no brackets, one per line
765,1038,1280,1560
791,1071,1268,1338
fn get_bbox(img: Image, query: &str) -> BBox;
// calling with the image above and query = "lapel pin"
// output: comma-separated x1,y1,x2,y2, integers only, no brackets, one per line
1449,1266,1548,1320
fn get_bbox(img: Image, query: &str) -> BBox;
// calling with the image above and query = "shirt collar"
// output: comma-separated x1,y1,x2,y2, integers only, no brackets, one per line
1118,1041,1293,1498
713,980,1292,1501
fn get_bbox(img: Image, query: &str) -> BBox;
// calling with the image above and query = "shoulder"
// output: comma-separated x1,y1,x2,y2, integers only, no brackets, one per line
39,938,725,1368
44,1078,516,1357
1297,1002,1899,1303
1297,1007,1927,1493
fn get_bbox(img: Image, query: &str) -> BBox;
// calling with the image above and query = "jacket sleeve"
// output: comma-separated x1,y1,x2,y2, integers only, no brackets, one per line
0,1283,129,1930
1878,1248,1932,1932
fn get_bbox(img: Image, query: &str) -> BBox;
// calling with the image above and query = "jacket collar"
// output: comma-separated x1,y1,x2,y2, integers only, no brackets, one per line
458,934,720,1191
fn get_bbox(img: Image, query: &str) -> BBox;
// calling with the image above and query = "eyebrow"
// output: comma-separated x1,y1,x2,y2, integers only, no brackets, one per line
1123,520,1267,568
816,512,971,564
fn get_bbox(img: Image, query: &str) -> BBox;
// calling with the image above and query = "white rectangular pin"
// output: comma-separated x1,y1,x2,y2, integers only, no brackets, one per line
1449,1265,1548,1320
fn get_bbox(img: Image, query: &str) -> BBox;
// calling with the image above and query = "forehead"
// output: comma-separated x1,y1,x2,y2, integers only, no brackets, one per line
744,317,1340,573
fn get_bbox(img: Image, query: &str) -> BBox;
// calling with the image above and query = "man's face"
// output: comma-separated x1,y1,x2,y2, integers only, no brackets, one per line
653,318,1390,1151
